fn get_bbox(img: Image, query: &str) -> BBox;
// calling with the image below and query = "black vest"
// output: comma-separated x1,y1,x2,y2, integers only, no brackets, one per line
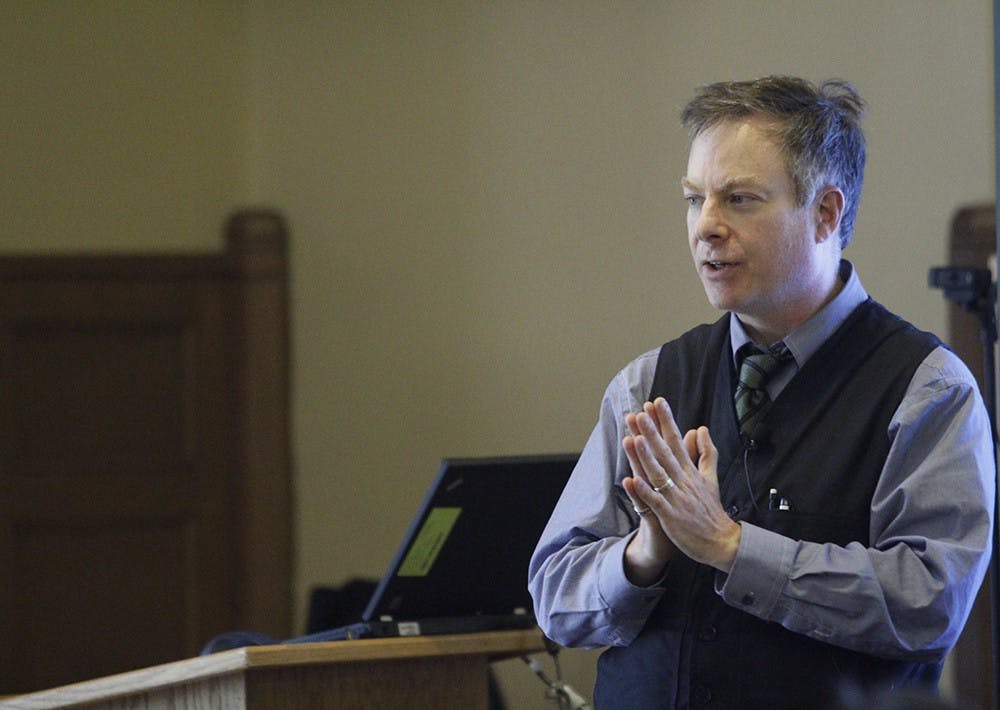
594,299,943,709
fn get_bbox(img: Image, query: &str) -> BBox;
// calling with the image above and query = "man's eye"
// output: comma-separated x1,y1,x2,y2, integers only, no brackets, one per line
729,194,753,205
684,195,702,206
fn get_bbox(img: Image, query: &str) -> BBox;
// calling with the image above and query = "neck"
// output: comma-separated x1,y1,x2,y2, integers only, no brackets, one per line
741,268,845,345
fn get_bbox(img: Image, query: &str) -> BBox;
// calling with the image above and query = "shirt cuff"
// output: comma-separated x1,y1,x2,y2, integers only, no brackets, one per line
716,522,794,618
599,531,665,618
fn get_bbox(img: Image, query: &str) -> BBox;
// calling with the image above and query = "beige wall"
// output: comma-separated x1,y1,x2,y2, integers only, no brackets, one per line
3,1,994,706
1,2,250,251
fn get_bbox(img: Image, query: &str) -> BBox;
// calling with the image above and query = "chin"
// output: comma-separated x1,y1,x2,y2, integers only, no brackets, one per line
702,289,742,313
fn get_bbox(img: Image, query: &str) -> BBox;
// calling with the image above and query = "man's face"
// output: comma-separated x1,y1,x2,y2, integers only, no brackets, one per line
682,118,833,341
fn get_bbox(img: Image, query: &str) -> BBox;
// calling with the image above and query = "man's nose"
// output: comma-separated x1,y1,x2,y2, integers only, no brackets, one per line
693,199,730,242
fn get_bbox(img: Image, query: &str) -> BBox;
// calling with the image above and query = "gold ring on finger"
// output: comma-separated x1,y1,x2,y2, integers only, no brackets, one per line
654,478,675,494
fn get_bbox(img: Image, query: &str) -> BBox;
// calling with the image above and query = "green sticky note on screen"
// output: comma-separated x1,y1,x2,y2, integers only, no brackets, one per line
398,507,462,577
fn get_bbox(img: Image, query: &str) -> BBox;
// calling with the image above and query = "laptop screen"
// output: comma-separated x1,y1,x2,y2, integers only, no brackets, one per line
362,453,577,624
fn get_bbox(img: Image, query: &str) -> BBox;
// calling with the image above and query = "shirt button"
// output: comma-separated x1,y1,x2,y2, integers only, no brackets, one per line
692,684,713,704
741,592,755,606
698,625,718,641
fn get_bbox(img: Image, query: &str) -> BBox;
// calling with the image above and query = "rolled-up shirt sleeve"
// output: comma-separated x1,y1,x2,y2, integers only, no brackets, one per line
717,345,995,661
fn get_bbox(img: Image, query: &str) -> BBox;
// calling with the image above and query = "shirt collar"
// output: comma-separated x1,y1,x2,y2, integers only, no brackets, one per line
730,259,868,368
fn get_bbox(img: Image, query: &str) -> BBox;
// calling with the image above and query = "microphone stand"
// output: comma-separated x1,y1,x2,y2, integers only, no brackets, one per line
930,266,999,709
522,638,591,709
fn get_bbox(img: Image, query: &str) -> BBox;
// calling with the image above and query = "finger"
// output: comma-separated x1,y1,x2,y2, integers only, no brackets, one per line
634,413,672,464
642,398,666,431
625,441,677,527
695,426,719,478
630,470,673,510
636,402,693,487
626,412,643,438
647,399,696,478
621,476,653,518
623,435,650,482
642,401,675,453
652,398,689,455
684,429,699,463
634,434,683,493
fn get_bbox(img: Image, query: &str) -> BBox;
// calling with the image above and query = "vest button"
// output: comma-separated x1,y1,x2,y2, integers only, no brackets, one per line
692,684,713,704
698,625,718,641
726,504,740,519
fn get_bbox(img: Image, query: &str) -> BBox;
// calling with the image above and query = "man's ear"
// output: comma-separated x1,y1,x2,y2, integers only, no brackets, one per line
815,186,845,244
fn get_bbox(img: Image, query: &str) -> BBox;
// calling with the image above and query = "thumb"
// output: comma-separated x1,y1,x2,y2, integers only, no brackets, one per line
695,426,718,479
683,428,699,463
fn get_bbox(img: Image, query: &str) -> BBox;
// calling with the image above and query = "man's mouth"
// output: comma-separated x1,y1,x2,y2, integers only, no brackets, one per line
706,260,735,271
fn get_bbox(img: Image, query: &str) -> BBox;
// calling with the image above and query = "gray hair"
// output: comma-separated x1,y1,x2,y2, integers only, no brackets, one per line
681,76,866,248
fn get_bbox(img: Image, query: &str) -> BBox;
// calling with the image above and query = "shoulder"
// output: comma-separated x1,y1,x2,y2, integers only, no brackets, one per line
858,299,942,350
612,319,728,389
605,347,661,412
858,300,960,384
892,344,987,435
911,345,980,394
604,319,730,413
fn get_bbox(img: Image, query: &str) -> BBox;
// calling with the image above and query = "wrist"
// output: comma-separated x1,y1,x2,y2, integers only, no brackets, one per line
624,525,673,586
710,520,742,573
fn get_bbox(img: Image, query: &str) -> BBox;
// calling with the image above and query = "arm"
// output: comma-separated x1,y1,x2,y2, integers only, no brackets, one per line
528,352,668,649
718,346,994,660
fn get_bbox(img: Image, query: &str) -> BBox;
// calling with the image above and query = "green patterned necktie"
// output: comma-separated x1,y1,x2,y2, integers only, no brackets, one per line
734,342,791,436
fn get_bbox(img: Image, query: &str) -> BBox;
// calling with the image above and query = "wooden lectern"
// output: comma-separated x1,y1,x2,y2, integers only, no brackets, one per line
0,630,546,709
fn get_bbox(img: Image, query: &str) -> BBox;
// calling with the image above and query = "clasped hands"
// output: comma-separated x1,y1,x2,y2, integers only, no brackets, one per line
622,397,741,586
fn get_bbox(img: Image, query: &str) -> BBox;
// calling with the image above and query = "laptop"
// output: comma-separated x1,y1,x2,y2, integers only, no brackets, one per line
287,453,577,642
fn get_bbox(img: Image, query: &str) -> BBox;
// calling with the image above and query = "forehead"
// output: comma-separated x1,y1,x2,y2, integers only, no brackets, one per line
684,119,791,188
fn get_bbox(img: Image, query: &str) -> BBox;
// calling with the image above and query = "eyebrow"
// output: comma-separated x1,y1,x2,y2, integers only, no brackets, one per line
681,175,766,193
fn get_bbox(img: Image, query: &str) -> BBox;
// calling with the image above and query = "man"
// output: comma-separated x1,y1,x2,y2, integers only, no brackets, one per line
528,76,994,708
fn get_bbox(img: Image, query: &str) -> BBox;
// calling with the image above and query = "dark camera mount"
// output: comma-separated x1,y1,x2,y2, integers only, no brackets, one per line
929,266,997,343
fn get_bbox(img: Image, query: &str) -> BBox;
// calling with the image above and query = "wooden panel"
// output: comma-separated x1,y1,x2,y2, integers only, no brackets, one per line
0,279,233,692
9,318,189,467
224,217,293,635
246,657,486,709
0,210,292,694
10,519,195,691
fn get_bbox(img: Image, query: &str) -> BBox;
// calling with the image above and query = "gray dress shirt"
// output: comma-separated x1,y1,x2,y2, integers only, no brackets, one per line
529,261,994,661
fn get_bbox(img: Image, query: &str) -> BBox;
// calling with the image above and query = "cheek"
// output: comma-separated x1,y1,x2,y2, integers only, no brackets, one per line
686,226,699,257
765,224,817,284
